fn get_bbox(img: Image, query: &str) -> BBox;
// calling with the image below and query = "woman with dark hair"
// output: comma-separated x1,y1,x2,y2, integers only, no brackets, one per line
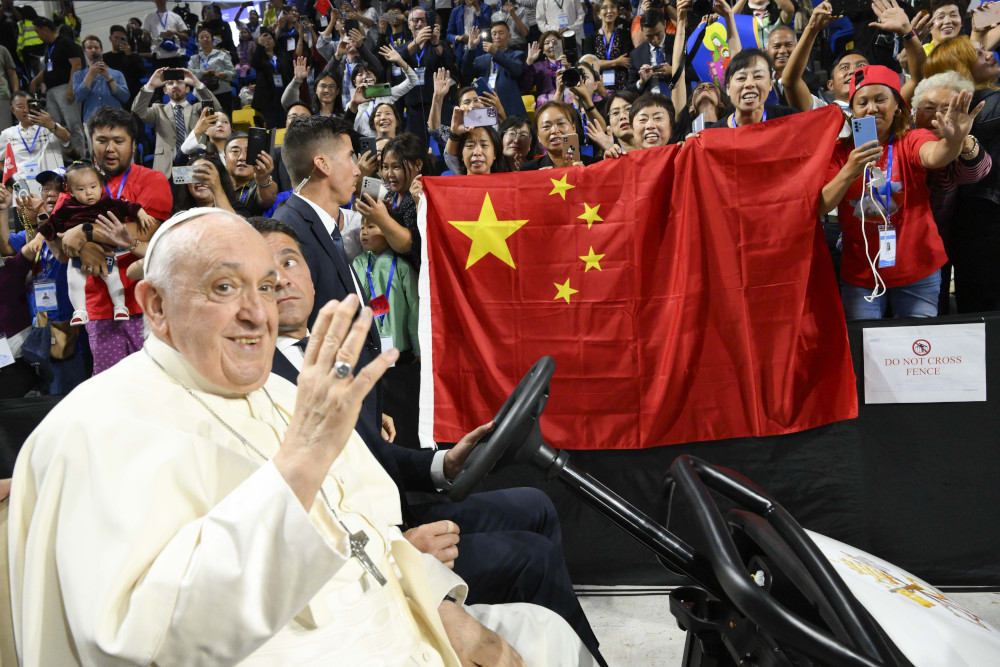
172,154,243,216
250,27,293,128
924,35,1000,312
711,48,798,127
499,115,537,170
282,63,344,116
583,0,632,91
522,31,571,105
520,100,599,169
189,25,237,116
368,101,405,140
456,126,511,174
819,64,981,319
355,133,428,269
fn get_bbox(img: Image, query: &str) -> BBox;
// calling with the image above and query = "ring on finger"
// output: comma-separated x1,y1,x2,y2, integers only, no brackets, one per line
334,360,353,379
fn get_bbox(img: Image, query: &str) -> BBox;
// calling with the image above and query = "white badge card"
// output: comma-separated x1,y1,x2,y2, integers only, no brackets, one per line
380,334,396,367
0,335,12,368
602,69,616,86
273,73,283,87
878,224,896,268
46,61,53,72
34,280,58,312
320,14,329,26
286,37,296,51
558,13,570,27
488,71,498,88
392,64,402,76
22,162,40,178
414,66,426,85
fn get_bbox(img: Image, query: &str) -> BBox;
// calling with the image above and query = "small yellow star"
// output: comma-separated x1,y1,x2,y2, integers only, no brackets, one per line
549,174,575,200
553,278,579,303
579,247,605,272
448,193,529,269
578,203,604,229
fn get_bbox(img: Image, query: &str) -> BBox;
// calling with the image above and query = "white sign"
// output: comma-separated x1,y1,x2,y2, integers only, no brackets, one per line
863,323,986,404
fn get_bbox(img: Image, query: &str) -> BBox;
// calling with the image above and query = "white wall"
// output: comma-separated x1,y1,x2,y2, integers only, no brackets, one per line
23,1,214,45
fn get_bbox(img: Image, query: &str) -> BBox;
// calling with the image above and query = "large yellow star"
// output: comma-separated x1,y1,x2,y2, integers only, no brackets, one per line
578,203,604,229
579,247,605,272
553,278,579,303
448,193,529,269
549,174,575,200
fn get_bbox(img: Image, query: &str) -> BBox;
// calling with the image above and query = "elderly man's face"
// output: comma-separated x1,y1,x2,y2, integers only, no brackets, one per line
153,217,279,393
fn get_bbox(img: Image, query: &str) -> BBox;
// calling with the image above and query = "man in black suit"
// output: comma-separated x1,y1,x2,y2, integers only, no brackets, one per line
258,132,606,662
627,10,674,95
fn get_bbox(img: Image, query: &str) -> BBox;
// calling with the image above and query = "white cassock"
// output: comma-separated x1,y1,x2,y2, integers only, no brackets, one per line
7,335,594,666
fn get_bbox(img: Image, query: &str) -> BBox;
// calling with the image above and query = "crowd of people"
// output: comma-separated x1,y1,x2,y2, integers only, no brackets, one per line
2,0,1000,663
2,0,1000,392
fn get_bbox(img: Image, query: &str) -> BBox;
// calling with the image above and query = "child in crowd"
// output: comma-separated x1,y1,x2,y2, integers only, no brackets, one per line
352,217,419,360
37,162,156,326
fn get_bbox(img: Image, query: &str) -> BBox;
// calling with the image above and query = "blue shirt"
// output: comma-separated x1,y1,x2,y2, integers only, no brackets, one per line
9,232,74,322
72,66,130,121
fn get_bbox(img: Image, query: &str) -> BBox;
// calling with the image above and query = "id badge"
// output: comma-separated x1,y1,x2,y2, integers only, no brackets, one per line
878,224,896,268
488,72,498,88
286,36,296,51
273,73,283,87
320,14,329,26
46,61,53,72
0,334,12,368
414,66,426,85
34,279,58,312
602,69,615,86
23,162,40,178
380,334,396,367
392,64,402,76
558,13,569,27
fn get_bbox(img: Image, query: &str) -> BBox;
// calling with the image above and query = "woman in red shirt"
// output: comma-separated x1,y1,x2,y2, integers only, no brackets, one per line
819,65,982,319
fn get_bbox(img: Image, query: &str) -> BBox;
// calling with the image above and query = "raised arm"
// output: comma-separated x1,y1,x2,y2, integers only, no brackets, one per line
671,0,691,113
919,90,984,170
782,1,836,111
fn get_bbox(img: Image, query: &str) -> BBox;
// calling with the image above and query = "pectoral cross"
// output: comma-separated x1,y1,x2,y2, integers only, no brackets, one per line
350,530,388,586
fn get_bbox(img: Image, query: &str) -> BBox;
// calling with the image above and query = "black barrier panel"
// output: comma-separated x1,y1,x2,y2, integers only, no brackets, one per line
1,314,997,586
476,312,1000,587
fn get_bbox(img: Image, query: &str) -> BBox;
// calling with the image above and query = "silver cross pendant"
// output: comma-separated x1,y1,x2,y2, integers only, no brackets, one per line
349,530,388,587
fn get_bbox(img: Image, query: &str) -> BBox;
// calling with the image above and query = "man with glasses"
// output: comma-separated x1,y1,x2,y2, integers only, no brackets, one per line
223,132,279,217
397,6,456,142
1,90,70,196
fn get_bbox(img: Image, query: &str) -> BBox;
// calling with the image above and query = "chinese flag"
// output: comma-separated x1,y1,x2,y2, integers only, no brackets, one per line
315,0,331,16
3,142,15,183
419,105,857,450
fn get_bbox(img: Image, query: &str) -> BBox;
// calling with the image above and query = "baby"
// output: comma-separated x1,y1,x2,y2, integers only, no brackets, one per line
37,162,156,326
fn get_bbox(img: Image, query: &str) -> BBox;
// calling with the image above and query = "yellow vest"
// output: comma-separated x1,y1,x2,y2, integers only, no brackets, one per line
16,20,42,58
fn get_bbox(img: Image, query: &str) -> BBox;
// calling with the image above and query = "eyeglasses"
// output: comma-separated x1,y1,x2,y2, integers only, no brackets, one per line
408,16,427,24
608,104,632,118
317,83,338,90
504,130,531,140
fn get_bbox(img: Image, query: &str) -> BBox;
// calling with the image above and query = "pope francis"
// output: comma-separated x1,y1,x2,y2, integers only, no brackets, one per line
6,208,595,666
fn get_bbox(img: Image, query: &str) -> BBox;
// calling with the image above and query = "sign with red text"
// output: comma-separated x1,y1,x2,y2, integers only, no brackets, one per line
863,323,986,404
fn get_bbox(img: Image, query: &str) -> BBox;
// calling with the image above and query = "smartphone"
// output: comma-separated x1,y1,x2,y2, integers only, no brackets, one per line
27,99,45,114
565,133,580,160
480,29,491,43
246,126,270,167
163,69,185,81
851,115,879,149
471,77,492,96
344,17,359,32
973,2,1000,29
364,83,392,98
12,176,30,201
553,39,563,60
202,102,215,115
464,106,498,128
172,166,198,184
361,176,385,201
91,52,102,62
359,136,377,158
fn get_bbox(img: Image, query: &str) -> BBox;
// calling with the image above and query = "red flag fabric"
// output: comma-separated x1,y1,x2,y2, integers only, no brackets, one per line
315,0,331,17
3,142,16,183
419,105,857,450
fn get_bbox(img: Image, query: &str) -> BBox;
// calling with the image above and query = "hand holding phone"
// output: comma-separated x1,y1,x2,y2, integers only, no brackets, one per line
463,106,498,128
851,115,879,149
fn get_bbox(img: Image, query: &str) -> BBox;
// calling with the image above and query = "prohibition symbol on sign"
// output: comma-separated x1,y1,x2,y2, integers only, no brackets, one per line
912,339,931,356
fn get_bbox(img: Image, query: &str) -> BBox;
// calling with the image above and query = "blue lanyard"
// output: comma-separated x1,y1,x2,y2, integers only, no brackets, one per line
729,108,767,127
392,192,410,210
239,183,251,203
415,44,427,67
199,53,211,69
19,126,41,155
105,165,131,200
603,30,615,61
366,254,396,326
158,11,169,28
270,55,277,70
874,140,894,214
46,43,55,62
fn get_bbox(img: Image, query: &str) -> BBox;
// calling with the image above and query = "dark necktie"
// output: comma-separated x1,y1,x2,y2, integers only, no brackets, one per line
174,105,187,165
294,336,309,349
330,223,346,257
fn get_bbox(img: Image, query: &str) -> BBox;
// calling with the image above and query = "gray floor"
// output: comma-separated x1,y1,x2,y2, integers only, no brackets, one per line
578,587,1000,666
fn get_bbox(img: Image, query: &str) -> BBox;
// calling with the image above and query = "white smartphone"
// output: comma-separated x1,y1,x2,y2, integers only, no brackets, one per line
361,176,385,201
464,106,499,128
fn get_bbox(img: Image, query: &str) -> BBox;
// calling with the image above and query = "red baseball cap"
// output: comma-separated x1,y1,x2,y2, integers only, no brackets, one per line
848,65,909,111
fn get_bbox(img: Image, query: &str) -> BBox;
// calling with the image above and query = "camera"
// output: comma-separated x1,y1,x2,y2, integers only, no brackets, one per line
27,97,46,113
562,67,583,88
561,31,579,65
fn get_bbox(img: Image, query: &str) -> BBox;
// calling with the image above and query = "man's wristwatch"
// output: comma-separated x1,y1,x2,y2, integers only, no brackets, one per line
83,222,94,242
258,176,275,188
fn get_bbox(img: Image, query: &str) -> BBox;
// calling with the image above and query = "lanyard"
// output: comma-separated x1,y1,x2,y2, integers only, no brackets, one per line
199,53,211,69
46,42,55,63
270,55,277,70
105,165,131,200
366,254,396,326
19,126,41,155
157,11,168,29
874,140,894,214
603,30,615,61
728,108,767,127
239,183,251,203
392,191,409,210
415,44,427,67
554,0,565,10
